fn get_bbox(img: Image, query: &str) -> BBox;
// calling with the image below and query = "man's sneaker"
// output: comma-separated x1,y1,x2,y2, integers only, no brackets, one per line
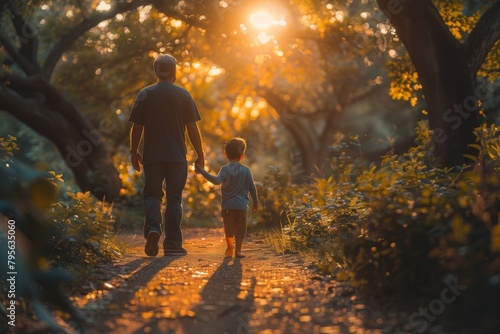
163,247,188,257
145,231,160,256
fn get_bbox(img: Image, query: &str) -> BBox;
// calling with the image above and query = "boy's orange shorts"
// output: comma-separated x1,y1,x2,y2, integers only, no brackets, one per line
221,209,247,239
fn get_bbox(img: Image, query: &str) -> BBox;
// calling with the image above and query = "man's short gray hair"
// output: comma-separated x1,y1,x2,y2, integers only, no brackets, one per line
154,54,177,80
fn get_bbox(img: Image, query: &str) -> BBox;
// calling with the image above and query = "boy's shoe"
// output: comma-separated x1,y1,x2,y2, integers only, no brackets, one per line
145,231,160,256
163,247,188,257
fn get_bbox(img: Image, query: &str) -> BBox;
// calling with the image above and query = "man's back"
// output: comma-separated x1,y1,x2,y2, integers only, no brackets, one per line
128,53,205,257
129,81,200,164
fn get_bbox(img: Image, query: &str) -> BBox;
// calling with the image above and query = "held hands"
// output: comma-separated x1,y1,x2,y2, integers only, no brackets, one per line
194,157,205,174
252,202,259,213
194,164,203,174
131,152,143,172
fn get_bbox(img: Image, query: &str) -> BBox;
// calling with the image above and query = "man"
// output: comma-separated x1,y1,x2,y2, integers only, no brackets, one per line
128,54,204,257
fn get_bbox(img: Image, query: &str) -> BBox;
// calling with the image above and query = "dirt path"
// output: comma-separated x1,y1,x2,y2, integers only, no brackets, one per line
70,228,413,334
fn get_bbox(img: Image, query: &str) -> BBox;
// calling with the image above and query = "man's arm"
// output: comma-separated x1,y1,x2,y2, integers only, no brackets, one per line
130,124,144,172
186,122,205,170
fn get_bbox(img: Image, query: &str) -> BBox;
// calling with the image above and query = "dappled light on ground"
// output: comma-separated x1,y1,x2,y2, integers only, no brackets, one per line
68,229,413,333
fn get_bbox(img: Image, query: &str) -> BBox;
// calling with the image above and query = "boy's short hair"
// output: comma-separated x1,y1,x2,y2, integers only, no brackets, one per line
154,54,176,80
225,137,247,160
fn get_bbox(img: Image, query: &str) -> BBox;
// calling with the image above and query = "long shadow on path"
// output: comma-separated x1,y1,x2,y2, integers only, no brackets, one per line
81,256,176,333
133,257,256,334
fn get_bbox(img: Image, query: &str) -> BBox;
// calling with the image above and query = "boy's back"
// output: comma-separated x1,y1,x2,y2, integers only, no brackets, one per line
199,162,256,211
196,136,258,258
219,162,255,211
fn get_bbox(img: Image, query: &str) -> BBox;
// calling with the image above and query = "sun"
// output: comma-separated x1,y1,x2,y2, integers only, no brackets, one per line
249,10,276,30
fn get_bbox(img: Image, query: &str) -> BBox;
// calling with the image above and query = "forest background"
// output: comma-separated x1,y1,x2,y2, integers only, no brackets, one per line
1,0,499,332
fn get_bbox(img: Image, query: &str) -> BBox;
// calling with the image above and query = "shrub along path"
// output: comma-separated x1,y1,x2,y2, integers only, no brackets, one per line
69,228,419,334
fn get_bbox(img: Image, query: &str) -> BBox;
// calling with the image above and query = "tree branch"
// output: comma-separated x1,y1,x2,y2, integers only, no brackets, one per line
480,67,500,74
376,0,462,78
260,88,317,174
42,0,151,78
350,83,384,105
9,6,39,67
0,30,36,75
464,0,500,75
152,0,208,28
4,73,96,133
0,86,53,132
316,104,342,168
0,85,121,200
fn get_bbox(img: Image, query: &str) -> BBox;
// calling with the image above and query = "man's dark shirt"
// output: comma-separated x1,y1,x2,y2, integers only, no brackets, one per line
128,81,201,164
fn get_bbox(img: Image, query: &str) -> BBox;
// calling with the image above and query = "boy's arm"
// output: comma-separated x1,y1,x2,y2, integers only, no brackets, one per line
249,186,258,204
250,186,258,213
199,167,227,185
248,169,258,212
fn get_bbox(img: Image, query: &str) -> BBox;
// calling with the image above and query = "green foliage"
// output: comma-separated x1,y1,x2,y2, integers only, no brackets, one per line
0,135,18,165
0,137,122,331
471,123,500,163
257,165,301,229
49,191,122,268
284,180,367,274
277,121,500,297
387,0,500,109
0,137,84,332
183,170,223,227
437,0,482,40
280,146,371,276
387,54,422,107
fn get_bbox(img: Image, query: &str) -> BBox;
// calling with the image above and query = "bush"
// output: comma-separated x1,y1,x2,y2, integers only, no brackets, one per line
183,168,224,227
49,191,122,268
279,121,500,299
1,136,123,332
257,165,302,229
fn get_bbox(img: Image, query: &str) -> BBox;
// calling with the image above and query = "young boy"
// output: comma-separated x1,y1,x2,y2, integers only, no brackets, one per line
196,137,258,258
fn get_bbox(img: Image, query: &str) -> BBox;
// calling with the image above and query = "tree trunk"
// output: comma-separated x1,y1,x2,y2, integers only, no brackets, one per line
260,89,318,177
0,2,152,201
376,0,500,167
0,75,121,201
427,65,479,167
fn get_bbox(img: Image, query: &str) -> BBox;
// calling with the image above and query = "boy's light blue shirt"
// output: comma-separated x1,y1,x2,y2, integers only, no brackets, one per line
201,162,257,211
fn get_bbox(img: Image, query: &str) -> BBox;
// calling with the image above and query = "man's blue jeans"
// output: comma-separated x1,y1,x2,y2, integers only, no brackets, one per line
143,162,187,250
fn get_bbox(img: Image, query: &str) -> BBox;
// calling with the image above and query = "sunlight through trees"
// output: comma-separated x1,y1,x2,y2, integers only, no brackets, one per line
1,1,499,331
